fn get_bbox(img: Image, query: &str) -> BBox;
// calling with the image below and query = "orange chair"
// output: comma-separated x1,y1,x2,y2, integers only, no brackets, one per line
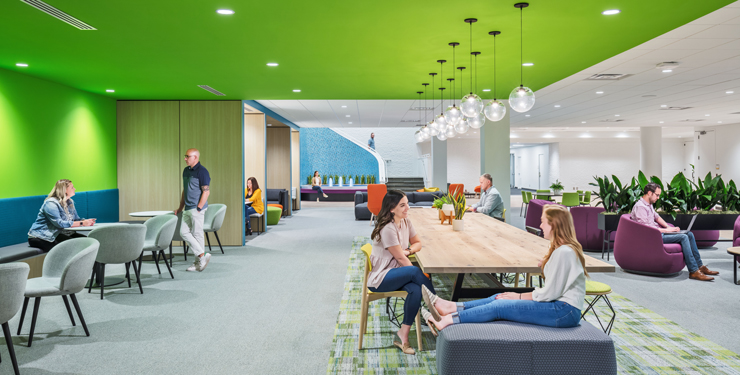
448,184,464,199
367,184,387,224
474,185,481,198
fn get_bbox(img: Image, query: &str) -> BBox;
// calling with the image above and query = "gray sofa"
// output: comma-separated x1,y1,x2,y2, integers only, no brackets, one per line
354,191,442,220
436,320,617,375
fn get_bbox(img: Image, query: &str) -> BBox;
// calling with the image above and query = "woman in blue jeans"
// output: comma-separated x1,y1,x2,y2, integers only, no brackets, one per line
311,171,329,199
367,190,434,355
421,205,588,333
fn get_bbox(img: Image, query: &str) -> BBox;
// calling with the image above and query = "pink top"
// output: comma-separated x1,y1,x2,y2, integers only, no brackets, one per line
367,218,417,288
631,197,660,229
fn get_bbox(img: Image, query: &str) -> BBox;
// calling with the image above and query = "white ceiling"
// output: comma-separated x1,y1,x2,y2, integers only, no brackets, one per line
257,1,740,140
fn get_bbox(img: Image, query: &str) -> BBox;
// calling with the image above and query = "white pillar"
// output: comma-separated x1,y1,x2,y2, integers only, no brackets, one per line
480,109,511,222
431,136,447,190
640,127,662,178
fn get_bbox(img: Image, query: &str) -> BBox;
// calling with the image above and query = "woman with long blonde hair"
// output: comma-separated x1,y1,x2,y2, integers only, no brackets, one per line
28,179,94,251
420,204,588,333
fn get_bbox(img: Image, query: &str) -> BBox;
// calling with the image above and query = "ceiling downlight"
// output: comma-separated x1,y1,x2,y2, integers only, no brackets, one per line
585,74,631,81
21,0,96,30
197,85,225,96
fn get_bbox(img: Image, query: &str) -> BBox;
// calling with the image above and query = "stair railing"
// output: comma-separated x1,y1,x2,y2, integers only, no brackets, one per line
330,128,387,183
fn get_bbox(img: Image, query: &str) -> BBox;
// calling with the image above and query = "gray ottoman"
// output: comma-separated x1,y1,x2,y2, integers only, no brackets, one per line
437,321,616,375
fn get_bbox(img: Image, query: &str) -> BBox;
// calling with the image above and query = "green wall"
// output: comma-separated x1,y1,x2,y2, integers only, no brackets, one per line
0,68,116,199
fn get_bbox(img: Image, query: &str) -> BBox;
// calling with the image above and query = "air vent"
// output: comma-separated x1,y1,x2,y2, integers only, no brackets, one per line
661,106,692,111
411,107,435,110
679,119,705,122
599,119,625,122
641,94,657,98
198,85,225,96
585,74,631,80
21,0,96,30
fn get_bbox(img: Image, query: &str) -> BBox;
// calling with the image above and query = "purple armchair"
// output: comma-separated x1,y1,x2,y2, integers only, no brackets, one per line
571,206,610,251
690,230,720,248
734,215,740,247
614,215,685,276
525,199,563,230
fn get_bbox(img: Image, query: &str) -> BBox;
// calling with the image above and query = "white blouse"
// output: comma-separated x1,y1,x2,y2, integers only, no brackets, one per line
531,245,586,311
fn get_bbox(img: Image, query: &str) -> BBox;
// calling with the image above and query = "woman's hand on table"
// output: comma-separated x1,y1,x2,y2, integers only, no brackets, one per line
82,219,95,226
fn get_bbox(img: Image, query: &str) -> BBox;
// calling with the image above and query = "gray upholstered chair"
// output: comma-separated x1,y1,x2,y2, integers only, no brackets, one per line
171,212,189,264
139,215,177,279
204,204,227,254
87,224,146,299
0,263,29,375
16,238,99,347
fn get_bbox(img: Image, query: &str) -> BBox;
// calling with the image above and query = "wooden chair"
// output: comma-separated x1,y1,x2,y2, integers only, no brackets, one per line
358,244,422,351
367,184,387,224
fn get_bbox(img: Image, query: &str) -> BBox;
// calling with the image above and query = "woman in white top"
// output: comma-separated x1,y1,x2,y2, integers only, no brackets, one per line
368,190,436,355
311,171,329,199
421,204,587,333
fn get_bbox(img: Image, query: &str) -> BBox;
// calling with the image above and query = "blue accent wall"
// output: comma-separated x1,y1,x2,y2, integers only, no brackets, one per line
300,128,378,184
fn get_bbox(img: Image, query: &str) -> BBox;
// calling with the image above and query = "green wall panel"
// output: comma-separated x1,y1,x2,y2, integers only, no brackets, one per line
0,68,116,199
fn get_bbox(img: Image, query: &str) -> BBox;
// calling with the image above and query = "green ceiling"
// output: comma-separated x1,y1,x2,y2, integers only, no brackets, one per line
0,0,733,100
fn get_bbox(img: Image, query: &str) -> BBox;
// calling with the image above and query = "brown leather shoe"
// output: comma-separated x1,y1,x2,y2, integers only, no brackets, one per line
699,265,719,275
689,270,714,281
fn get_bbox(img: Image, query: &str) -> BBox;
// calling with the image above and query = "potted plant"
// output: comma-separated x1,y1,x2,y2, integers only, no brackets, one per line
550,180,565,195
450,192,467,231
433,196,454,223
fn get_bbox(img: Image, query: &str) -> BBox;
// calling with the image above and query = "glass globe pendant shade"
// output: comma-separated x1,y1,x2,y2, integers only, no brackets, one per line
436,132,448,141
461,93,484,118
508,85,536,113
483,99,507,122
434,113,448,130
445,125,456,138
454,118,469,134
444,105,462,126
427,121,440,136
420,126,429,136
467,112,486,129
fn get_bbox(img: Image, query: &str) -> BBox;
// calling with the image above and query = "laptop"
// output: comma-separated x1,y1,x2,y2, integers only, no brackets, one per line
679,215,698,234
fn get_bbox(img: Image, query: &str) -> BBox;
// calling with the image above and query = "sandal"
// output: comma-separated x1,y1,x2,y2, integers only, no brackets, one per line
422,285,441,321
420,308,439,337
393,340,415,355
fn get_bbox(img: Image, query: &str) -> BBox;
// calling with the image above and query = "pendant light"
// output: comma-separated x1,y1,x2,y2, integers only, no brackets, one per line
456,66,470,131
467,51,487,129
509,3,535,113
421,83,432,139
434,60,449,133
427,73,441,134
415,91,425,142
484,31,507,122
444,43,463,127
461,18,483,118
450,76,468,133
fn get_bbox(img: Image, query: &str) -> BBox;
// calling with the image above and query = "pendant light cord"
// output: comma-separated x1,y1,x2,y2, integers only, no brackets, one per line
452,45,456,106
494,35,497,99
520,7,523,86
469,22,473,94
475,54,478,93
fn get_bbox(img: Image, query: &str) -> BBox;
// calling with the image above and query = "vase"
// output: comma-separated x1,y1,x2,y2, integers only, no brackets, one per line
553,189,561,195
452,219,464,231
441,204,454,217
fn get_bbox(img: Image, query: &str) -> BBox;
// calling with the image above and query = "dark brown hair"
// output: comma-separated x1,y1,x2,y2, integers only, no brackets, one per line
643,182,660,195
247,177,260,197
371,190,406,243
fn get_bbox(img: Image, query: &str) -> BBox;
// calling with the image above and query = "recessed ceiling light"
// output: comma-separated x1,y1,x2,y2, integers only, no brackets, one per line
718,121,723,123
602,9,620,15
106,89,114,93
726,91,734,94
522,63,534,66
581,121,586,124
482,89,491,92
345,115,350,117
596,91,604,94
659,121,664,124
660,105,667,107
615,114,620,117
266,63,278,67
16,63,29,67
705,114,710,116
341,105,347,108
554,105,561,108
217,9,235,15
662,69,672,73
348,122,353,124
293,89,301,92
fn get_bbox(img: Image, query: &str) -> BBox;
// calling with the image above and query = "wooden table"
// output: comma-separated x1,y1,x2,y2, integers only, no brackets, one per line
408,208,615,300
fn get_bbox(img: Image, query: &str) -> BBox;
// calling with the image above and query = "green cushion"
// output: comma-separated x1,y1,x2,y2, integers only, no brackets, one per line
266,206,281,225
586,280,612,294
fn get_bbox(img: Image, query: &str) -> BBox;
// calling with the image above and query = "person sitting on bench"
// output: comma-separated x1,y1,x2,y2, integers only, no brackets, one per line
311,171,329,199
28,179,94,252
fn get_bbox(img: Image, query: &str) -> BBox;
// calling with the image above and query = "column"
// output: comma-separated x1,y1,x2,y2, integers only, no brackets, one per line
431,136,447,190
640,127,662,178
480,109,511,222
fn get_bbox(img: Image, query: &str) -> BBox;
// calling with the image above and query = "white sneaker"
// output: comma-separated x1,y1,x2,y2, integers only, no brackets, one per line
186,258,199,272
198,253,211,272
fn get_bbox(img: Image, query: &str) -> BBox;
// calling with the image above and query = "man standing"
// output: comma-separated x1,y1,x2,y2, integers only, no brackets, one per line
467,173,504,219
368,133,375,150
175,148,212,272
631,183,718,281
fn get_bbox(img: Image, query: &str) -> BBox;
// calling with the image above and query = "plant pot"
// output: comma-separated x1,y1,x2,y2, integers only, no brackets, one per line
553,189,562,195
452,219,464,231
441,204,454,217
598,213,624,232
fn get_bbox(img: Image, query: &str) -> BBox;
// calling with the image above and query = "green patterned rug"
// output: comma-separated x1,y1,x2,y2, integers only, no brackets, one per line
327,237,740,374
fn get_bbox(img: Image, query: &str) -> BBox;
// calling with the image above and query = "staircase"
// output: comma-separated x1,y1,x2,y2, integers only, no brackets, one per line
386,177,425,192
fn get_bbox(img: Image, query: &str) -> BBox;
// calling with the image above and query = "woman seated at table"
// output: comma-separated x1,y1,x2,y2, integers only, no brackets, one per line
244,177,264,236
420,204,587,334
368,190,435,355
311,171,329,199
27,179,95,252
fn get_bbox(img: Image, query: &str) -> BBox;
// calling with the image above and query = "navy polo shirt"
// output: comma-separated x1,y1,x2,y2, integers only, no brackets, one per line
183,162,211,210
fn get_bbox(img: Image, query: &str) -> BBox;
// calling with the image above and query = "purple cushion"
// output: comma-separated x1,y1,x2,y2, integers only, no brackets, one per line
525,199,564,230
663,244,682,254
691,230,720,248
734,216,740,246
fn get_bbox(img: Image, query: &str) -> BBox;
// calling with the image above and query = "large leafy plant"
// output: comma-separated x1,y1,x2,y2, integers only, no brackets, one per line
589,175,642,214
549,180,565,191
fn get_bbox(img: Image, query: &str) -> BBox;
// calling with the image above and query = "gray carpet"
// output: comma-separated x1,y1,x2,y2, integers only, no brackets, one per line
2,202,370,374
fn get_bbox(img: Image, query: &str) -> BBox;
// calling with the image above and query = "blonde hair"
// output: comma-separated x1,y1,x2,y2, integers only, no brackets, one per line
540,205,589,277
47,179,72,212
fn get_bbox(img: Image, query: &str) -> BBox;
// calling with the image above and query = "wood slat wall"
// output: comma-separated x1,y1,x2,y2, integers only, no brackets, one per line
117,101,180,221
179,101,243,245
291,131,300,210
244,113,266,232
266,127,291,191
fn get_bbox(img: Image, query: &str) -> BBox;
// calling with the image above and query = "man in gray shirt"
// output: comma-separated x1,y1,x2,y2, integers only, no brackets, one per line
174,148,211,272
467,173,504,219
368,133,375,150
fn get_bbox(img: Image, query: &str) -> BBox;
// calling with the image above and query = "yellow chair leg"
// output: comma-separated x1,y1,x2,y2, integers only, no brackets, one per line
415,311,423,351
358,295,369,350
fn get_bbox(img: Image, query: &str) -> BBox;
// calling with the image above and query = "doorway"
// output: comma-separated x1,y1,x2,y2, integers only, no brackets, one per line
510,153,515,188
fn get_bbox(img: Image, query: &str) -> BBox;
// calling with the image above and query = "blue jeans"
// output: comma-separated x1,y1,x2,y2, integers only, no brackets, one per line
369,266,436,326
452,294,581,328
244,206,257,230
312,185,325,194
662,232,703,273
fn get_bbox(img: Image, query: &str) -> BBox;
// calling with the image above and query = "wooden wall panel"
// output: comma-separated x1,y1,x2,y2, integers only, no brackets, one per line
266,127,291,191
291,131,301,210
179,101,243,245
244,113,266,232
117,101,180,221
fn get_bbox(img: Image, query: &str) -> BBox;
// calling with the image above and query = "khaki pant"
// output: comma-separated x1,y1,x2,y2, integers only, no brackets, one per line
181,208,206,257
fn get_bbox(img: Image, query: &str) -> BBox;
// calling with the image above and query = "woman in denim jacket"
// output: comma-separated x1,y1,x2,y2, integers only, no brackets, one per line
28,179,95,252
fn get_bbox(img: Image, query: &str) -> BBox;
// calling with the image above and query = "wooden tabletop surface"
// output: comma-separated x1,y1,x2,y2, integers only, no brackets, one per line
408,208,615,274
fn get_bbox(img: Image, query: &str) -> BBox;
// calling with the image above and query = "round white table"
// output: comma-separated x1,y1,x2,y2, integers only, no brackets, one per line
66,222,121,232
129,211,173,217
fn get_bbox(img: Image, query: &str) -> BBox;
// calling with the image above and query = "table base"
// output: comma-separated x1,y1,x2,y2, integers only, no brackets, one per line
86,277,126,288
451,273,534,301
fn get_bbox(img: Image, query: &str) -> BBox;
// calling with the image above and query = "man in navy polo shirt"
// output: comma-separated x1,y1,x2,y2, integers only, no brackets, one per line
175,148,211,272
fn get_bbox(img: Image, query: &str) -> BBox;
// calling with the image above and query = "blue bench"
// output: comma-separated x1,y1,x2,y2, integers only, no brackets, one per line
0,189,119,265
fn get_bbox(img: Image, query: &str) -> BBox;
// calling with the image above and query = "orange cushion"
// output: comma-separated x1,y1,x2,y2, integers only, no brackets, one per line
416,189,425,192
474,185,481,193
267,204,283,210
